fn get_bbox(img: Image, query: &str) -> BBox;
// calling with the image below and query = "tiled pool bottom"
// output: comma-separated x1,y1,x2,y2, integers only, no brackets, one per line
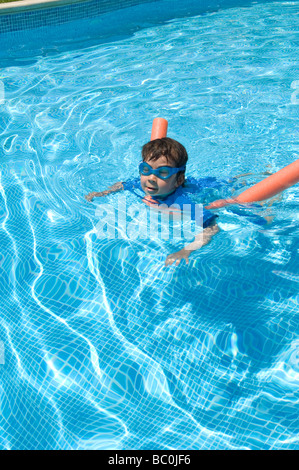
0,0,298,451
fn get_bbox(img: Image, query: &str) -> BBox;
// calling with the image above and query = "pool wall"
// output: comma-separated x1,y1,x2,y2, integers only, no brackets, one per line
0,0,160,33
0,0,276,34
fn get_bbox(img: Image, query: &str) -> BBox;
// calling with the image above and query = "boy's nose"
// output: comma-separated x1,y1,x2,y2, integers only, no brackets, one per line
148,174,158,184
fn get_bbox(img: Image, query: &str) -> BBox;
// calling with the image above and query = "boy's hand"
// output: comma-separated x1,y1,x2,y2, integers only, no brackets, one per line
165,223,219,267
165,249,190,266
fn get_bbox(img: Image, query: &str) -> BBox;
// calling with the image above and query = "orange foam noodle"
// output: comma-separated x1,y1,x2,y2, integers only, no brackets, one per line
148,118,299,208
235,159,299,202
206,158,299,209
151,118,168,140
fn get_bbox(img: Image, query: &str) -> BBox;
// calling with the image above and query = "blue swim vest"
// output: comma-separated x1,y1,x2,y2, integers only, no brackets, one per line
122,176,218,228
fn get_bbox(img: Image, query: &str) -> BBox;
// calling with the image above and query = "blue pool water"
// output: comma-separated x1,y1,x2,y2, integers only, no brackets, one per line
0,0,298,450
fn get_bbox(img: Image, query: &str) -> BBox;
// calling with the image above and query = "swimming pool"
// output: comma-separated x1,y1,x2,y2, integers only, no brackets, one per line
0,0,298,450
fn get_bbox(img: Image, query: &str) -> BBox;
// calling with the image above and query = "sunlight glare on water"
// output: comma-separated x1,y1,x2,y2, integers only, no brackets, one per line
0,0,298,450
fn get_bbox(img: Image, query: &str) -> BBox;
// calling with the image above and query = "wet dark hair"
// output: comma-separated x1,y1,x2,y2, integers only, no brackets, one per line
142,137,188,167
141,137,188,182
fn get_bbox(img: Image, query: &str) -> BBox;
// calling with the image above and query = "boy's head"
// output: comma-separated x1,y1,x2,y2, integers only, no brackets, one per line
140,137,188,198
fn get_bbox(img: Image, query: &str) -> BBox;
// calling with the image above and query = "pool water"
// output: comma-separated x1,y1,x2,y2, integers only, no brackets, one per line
0,0,298,450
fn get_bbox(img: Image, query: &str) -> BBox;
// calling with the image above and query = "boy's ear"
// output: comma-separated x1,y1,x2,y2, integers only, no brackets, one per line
176,173,185,187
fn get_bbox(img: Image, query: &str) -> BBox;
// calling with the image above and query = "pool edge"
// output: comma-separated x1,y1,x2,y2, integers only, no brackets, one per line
0,0,89,15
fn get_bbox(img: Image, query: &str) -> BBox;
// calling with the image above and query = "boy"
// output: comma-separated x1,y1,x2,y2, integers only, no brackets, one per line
85,137,219,266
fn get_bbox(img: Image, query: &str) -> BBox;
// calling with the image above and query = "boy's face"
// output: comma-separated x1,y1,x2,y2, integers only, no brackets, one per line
140,155,185,198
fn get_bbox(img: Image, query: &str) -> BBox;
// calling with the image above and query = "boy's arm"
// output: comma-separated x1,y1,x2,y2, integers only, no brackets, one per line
85,182,124,201
165,222,219,266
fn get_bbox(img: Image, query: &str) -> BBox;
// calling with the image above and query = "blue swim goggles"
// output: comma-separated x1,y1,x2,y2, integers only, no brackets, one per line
139,161,186,180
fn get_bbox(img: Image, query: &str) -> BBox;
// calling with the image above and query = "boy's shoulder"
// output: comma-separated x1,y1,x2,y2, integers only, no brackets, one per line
184,176,226,192
163,176,219,204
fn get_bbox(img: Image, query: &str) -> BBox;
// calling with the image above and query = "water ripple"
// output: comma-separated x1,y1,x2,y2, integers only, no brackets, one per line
0,0,298,450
